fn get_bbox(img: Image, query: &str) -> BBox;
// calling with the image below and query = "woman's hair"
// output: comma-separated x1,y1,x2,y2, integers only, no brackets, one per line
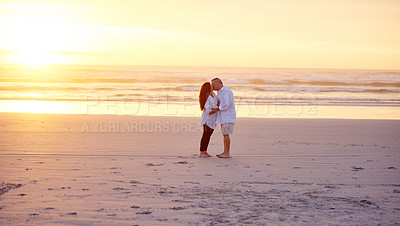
199,82,212,110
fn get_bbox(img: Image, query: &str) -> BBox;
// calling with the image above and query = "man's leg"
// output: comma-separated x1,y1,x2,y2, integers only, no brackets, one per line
217,123,233,158
217,134,231,158
223,134,230,154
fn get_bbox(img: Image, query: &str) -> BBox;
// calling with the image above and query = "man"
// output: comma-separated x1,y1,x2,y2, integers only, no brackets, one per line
209,78,236,158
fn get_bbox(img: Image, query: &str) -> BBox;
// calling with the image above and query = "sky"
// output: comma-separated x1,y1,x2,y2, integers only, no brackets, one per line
0,0,399,69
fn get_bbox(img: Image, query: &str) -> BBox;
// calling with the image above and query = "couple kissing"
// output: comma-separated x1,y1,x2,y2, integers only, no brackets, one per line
199,78,236,158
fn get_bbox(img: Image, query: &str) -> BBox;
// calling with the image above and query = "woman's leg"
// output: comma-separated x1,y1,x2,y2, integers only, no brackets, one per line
200,125,214,156
203,125,214,150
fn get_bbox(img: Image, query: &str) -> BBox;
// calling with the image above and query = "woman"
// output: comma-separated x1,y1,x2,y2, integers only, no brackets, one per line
199,82,218,157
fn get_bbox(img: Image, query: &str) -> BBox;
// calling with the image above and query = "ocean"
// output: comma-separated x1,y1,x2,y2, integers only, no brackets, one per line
0,64,399,119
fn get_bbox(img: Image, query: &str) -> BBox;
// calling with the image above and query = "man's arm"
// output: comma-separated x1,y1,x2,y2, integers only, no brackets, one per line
217,90,232,112
209,90,233,115
209,108,219,115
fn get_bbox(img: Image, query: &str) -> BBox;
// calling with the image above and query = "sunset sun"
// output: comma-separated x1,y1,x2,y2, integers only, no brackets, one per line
1,3,86,66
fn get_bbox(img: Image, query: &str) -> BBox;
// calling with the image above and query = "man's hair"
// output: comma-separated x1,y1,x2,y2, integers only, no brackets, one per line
211,78,223,85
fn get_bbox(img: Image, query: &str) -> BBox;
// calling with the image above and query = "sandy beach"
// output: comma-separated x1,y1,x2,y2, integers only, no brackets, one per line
0,112,399,225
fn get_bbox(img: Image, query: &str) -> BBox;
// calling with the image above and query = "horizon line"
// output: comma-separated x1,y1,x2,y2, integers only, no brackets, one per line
1,63,399,72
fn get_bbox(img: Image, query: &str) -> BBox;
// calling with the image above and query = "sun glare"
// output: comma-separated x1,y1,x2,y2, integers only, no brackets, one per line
26,93,43,98
0,100,72,114
1,3,85,66
7,51,67,66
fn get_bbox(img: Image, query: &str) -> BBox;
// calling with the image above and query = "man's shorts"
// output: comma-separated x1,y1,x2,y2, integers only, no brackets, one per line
221,123,235,135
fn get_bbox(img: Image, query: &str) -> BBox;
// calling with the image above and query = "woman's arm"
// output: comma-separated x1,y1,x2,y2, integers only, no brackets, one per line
204,97,211,111
210,91,232,114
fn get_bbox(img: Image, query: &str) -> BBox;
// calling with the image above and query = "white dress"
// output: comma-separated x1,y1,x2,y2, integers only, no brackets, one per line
200,93,218,129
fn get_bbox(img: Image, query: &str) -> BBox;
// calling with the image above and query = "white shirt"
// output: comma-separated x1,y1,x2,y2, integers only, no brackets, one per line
216,86,236,124
200,93,218,129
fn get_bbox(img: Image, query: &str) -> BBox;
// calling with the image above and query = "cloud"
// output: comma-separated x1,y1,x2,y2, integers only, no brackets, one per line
53,50,109,56
0,2,102,14
93,25,258,47
0,49,17,55
94,25,200,40
0,49,109,57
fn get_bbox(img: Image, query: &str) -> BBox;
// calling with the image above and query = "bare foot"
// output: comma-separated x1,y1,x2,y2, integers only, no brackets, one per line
199,152,212,158
216,153,231,158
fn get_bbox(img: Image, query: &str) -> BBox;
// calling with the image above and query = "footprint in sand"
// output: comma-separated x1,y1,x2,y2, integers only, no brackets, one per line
146,163,163,167
130,180,143,184
170,206,186,210
324,185,337,189
112,187,125,191
351,166,364,171
136,211,152,215
184,181,200,184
